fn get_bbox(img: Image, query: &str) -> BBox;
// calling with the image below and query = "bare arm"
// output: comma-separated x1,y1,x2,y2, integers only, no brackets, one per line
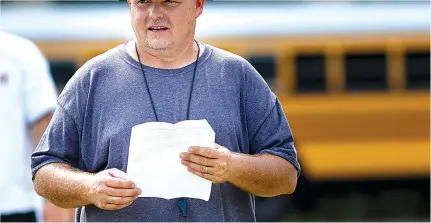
181,144,298,197
227,152,297,197
33,163,142,210
30,112,78,221
33,163,94,208
31,113,141,210
31,115,95,209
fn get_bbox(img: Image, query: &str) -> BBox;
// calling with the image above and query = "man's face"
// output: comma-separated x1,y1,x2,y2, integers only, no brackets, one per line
129,0,204,51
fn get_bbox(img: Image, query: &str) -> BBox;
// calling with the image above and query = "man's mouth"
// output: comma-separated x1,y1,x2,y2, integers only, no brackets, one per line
148,26,169,31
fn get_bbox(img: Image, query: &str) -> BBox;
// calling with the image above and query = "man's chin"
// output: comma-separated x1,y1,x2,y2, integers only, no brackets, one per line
146,39,172,50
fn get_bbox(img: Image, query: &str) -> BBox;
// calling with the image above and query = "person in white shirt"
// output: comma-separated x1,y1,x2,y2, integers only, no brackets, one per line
0,31,73,222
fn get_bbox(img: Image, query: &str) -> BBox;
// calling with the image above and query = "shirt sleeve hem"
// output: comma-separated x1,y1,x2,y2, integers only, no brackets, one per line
32,159,72,181
257,149,301,178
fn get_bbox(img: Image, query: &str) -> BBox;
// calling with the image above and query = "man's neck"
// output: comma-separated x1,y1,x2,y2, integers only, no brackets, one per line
126,40,204,69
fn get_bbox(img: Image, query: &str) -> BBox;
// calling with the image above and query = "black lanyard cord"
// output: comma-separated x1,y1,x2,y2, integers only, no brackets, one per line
135,40,200,122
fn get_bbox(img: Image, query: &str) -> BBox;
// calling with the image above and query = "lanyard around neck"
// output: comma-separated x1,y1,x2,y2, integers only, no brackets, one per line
134,40,200,122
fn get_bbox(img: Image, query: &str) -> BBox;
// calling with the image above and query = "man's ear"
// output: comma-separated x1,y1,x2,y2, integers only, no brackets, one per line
196,0,205,17
197,0,205,8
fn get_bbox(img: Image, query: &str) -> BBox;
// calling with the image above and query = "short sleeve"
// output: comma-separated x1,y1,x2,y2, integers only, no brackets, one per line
30,61,91,179
31,104,81,179
243,61,301,176
23,41,57,126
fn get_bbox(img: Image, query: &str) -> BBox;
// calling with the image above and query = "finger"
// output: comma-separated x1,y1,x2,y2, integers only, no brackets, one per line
105,187,142,197
107,168,128,180
188,146,220,158
100,200,134,210
181,153,217,167
181,160,215,174
187,167,218,182
106,195,138,205
105,177,136,189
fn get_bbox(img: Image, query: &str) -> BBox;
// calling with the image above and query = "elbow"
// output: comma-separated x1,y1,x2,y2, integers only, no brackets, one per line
33,171,46,198
284,175,297,194
33,178,65,208
33,167,54,201
255,177,297,197
255,170,298,197
282,168,298,195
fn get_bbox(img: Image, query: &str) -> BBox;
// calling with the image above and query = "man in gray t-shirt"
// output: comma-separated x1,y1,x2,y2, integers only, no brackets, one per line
31,0,300,222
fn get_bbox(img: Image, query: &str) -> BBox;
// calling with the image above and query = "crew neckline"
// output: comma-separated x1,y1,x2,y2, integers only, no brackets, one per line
118,41,213,77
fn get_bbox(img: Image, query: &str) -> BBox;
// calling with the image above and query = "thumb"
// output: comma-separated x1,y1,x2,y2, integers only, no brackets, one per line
107,168,137,187
107,168,128,180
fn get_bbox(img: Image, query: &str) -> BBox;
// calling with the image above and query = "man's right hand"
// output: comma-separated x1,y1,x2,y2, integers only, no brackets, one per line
86,168,141,210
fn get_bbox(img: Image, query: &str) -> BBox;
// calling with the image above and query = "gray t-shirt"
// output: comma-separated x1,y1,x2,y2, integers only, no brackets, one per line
31,42,300,222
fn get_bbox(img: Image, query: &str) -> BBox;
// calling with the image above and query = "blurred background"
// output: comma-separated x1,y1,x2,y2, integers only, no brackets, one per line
1,0,430,222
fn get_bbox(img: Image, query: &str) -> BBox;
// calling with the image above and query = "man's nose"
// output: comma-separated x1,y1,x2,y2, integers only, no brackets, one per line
148,4,163,20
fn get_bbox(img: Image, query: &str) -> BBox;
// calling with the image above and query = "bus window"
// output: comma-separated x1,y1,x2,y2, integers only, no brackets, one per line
295,54,326,93
49,60,76,88
248,56,276,90
406,51,430,90
345,53,387,91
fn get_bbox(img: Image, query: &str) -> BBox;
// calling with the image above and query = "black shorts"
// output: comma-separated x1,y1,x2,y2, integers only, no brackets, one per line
0,211,37,222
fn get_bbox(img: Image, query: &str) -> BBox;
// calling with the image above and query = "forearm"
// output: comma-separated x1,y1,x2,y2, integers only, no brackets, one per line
33,162,94,208
227,153,297,197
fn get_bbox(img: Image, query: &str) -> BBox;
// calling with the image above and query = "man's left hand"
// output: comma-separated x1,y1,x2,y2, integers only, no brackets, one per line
180,143,232,183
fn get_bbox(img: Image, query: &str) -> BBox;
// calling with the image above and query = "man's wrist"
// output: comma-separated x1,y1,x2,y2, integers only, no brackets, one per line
226,151,241,183
82,173,96,205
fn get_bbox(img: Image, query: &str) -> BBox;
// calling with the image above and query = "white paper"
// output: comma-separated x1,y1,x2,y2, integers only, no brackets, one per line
126,119,214,201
